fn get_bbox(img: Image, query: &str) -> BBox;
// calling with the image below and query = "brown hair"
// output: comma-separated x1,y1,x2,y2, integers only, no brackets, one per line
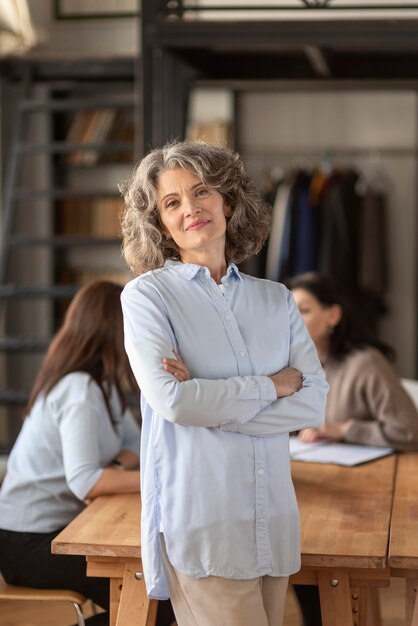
287,272,395,362
120,140,272,275
26,280,138,418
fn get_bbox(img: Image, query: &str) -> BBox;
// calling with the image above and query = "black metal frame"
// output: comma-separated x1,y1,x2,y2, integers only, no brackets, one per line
141,6,418,149
161,2,418,12
141,0,418,374
0,56,138,446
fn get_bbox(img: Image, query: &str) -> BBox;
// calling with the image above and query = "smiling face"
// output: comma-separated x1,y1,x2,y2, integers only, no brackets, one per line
157,167,228,266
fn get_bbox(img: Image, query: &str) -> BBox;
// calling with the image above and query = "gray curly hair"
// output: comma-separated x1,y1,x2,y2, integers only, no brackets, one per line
120,140,272,276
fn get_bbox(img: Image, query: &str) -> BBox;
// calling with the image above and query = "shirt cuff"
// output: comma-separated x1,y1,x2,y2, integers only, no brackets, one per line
258,375,277,403
220,376,277,432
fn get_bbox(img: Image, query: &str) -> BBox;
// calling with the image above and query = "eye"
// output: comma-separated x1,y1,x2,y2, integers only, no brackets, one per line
196,187,209,197
165,199,178,210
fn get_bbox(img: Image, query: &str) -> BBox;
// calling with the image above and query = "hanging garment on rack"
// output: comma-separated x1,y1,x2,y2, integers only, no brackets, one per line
358,191,388,297
319,169,361,291
265,180,292,282
288,171,321,276
318,169,388,330
356,190,389,325
251,163,388,331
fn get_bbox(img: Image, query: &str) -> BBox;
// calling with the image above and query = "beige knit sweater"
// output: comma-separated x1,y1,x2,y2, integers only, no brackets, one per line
324,347,418,450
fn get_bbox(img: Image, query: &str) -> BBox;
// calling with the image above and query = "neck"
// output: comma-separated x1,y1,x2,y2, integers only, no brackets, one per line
181,250,227,284
316,338,330,365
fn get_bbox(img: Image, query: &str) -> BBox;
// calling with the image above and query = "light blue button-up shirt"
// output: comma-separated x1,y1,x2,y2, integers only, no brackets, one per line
122,260,328,599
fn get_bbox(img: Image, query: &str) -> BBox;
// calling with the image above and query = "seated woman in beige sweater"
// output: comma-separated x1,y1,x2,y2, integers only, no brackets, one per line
287,271,418,626
288,271,418,451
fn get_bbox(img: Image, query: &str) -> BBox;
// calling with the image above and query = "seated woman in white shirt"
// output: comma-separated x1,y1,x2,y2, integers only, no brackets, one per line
0,281,140,626
120,140,329,626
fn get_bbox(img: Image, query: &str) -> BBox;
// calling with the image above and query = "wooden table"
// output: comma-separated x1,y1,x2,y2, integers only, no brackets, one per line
52,456,398,626
52,493,156,626
290,455,397,626
389,453,418,626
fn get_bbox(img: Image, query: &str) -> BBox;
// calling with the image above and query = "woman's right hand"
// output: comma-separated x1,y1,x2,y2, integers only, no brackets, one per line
270,367,302,398
163,350,191,382
298,428,322,443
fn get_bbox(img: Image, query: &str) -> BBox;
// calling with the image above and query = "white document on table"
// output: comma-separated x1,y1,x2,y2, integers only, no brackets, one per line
289,436,394,466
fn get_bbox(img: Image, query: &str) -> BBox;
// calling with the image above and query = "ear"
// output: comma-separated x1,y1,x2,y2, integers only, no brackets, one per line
328,303,342,329
224,204,231,217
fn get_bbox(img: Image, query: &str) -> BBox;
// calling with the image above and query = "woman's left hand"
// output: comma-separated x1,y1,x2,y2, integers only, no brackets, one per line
299,421,353,443
163,350,191,382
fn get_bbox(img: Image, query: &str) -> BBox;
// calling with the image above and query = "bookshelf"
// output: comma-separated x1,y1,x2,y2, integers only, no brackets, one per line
0,55,138,452
50,82,137,319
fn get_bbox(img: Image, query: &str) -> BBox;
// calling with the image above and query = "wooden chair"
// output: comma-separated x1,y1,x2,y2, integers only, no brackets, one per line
0,575,88,625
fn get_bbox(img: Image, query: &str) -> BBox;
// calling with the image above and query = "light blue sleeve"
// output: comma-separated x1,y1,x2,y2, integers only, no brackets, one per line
58,401,104,500
221,290,329,437
122,283,277,429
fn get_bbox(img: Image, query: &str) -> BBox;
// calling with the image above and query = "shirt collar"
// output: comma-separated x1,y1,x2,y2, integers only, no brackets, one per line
164,259,243,282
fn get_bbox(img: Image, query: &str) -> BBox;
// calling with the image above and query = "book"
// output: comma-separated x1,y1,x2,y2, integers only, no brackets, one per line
289,436,394,466
65,109,122,166
56,198,123,237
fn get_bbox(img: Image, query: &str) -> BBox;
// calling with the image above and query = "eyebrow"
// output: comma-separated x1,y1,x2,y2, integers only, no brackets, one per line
160,182,204,204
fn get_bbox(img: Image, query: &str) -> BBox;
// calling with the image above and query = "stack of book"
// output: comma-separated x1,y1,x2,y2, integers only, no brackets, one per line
65,109,134,166
56,198,123,237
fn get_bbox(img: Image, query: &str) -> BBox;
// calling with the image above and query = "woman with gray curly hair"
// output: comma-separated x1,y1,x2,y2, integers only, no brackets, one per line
120,140,328,626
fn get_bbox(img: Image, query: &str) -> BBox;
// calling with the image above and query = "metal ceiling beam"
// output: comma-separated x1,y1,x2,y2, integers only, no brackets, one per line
161,3,418,12
145,19,418,50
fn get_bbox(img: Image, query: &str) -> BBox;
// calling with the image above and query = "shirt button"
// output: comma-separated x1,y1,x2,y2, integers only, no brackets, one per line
225,315,231,321
258,468,264,476
239,351,245,358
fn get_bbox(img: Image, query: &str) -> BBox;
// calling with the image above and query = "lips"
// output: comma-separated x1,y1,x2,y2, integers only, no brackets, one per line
186,220,210,231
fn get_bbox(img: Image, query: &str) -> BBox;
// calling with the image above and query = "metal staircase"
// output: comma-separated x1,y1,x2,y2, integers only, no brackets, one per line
0,55,138,452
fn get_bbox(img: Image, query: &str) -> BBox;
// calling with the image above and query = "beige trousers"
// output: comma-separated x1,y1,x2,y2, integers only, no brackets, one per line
160,536,289,626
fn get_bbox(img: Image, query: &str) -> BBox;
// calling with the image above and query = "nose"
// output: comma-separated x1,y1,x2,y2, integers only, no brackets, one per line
183,195,201,217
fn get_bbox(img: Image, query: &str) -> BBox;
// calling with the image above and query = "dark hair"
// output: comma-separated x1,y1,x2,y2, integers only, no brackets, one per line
120,139,272,275
287,272,395,361
26,280,138,418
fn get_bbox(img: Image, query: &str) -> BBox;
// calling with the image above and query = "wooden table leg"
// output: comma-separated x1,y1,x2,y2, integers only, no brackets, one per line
110,578,123,626
116,562,156,626
407,579,418,626
317,569,352,626
366,588,382,626
146,600,158,626
352,587,381,626
351,586,367,626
